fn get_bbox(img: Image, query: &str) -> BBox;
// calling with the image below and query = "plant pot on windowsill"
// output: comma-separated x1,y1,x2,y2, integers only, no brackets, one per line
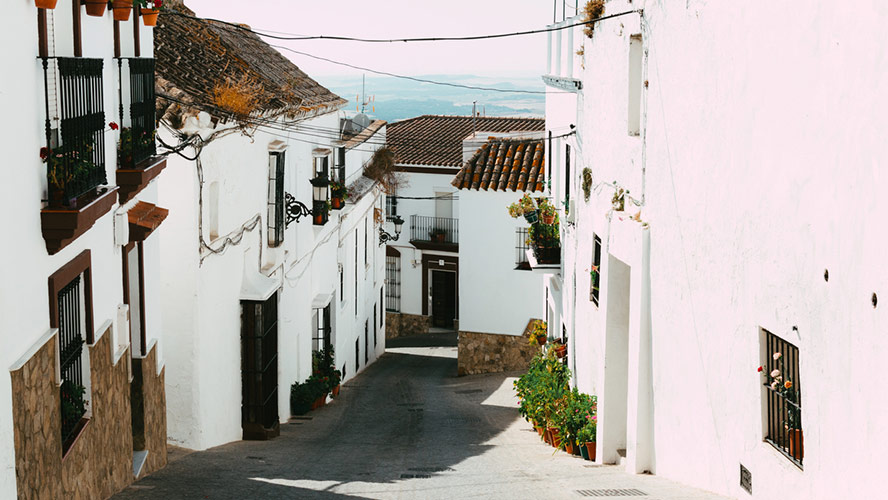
541,212,556,225
553,344,567,359
35,0,59,9
84,0,106,16
112,0,133,21
788,429,803,460
141,8,160,26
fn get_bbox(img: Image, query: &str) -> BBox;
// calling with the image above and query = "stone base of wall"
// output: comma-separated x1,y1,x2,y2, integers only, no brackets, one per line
136,344,168,478
385,312,430,339
11,327,168,499
457,319,541,376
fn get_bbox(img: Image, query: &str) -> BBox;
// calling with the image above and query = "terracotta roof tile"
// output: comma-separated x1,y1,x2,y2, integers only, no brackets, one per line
387,115,544,167
452,137,545,193
155,4,346,120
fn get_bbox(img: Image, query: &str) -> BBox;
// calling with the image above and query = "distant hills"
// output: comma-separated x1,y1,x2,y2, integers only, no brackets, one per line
320,74,546,123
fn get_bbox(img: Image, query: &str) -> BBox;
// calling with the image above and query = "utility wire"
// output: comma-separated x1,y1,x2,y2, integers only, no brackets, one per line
168,9,640,43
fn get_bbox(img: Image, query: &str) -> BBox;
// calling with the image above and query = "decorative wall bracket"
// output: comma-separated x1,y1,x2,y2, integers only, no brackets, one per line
285,192,312,227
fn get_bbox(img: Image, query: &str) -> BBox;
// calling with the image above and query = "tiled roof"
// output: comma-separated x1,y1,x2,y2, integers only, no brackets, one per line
451,138,545,193
387,115,545,167
342,120,386,150
155,3,346,122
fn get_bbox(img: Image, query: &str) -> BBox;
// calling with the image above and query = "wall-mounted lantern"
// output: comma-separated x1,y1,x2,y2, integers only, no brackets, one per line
379,215,405,244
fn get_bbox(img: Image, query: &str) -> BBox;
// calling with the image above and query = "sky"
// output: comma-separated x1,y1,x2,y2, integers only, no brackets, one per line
182,0,568,79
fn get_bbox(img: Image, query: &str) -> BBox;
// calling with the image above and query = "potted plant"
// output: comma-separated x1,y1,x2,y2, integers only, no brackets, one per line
329,180,348,210
528,320,548,346
137,0,164,26
428,228,446,243
538,198,557,225
551,338,567,359
35,0,59,9
507,193,539,223
527,219,560,264
42,144,96,207
112,0,133,21
759,352,803,460
611,184,628,212
331,368,342,397
84,0,107,17
290,381,314,415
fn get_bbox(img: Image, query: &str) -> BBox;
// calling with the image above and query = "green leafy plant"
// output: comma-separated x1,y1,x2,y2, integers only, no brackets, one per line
41,144,95,194
507,193,537,218
135,1,164,11
527,218,560,248
611,183,628,211
60,379,87,429
330,181,349,200
538,198,557,219
528,320,548,345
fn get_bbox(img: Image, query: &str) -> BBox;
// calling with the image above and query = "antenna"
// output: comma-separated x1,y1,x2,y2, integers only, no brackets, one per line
472,101,477,135
358,74,376,115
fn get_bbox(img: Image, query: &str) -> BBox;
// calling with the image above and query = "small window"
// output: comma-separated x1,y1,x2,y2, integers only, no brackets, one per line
590,234,602,305
355,338,360,371
364,320,369,363
386,255,401,312
373,307,378,348
312,305,332,353
313,153,329,179
267,152,285,247
57,274,91,454
564,144,571,213
761,329,803,467
385,190,397,217
339,266,344,303
379,288,384,327
628,34,643,136
364,218,368,266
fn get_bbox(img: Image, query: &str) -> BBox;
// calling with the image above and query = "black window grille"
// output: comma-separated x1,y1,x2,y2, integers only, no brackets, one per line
516,228,530,270
379,288,384,326
268,152,285,246
386,256,400,312
762,330,803,467
48,57,107,204
364,320,369,363
355,338,360,371
312,305,332,353
241,293,279,438
364,219,368,265
333,146,346,183
58,276,87,453
565,144,571,213
591,234,602,305
126,57,156,167
339,267,344,303
373,306,377,348
385,192,397,217
410,215,459,245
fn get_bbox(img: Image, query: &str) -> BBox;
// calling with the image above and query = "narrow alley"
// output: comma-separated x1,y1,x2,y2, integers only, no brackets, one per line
113,333,728,500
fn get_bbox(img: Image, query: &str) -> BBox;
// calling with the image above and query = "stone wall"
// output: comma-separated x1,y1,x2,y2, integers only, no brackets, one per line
385,312,430,339
136,344,168,478
457,319,541,376
11,326,167,498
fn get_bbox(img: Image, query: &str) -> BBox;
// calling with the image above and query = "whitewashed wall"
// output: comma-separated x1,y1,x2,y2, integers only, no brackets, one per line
459,191,543,335
557,1,888,499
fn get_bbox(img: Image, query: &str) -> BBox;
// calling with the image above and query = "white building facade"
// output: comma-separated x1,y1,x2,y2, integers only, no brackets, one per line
1,2,169,498
545,1,888,499
155,4,387,451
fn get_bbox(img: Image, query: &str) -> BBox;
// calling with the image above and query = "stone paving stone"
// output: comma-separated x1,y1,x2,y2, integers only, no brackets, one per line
112,333,731,500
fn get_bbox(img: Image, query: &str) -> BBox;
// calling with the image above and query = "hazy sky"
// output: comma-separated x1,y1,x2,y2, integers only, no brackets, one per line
183,0,559,78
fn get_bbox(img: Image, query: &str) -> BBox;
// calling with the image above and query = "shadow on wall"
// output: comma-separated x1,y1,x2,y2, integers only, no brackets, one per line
112,334,522,499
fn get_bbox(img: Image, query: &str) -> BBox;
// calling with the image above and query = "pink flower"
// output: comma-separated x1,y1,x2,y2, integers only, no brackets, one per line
770,369,780,378
773,352,782,361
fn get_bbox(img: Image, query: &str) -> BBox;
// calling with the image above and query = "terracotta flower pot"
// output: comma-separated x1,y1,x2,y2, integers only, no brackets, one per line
332,384,341,397
788,429,804,460
112,0,132,21
36,0,59,9
141,8,160,26
535,425,544,437
547,427,561,449
84,0,106,16
554,344,567,358
541,213,555,225
564,440,575,455
536,335,547,345
585,441,597,461
331,196,344,209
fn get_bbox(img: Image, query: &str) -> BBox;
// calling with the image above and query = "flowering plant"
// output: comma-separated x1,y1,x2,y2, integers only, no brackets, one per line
528,320,548,345
41,142,96,195
330,181,348,199
507,193,537,218
758,351,801,430
135,0,164,10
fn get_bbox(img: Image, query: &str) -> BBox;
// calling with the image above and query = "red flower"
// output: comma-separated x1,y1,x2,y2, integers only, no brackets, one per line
109,121,119,130
155,0,163,7
40,147,50,161
757,366,763,373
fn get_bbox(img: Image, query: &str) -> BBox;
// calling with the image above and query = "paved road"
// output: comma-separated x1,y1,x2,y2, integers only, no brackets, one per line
114,333,731,499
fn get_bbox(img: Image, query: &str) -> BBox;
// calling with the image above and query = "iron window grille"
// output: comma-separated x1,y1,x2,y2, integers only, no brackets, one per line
516,228,531,270
564,144,571,214
379,288,384,327
45,57,107,204
386,255,401,312
58,275,87,453
117,57,157,168
373,307,378,348
355,338,360,371
268,151,285,247
312,305,332,353
591,234,602,305
364,320,369,363
762,330,803,467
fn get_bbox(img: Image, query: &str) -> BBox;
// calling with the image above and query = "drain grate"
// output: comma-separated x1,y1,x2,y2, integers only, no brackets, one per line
575,489,647,497
408,466,454,472
400,473,432,479
455,389,483,394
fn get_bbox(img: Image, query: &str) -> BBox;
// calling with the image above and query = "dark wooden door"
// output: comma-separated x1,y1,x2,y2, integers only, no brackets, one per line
431,270,456,328
241,293,280,440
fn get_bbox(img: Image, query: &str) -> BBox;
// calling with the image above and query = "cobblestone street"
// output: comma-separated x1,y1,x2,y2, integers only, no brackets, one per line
113,333,730,499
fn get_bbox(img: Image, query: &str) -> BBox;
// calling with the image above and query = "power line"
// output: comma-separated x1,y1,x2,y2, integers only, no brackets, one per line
168,9,641,43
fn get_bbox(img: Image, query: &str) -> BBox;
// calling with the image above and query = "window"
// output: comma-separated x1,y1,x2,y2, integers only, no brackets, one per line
761,329,803,466
379,288,384,327
386,255,400,312
267,151,285,247
49,251,94,455
547,131,552,191
628,34,643,136
364,218,368,266
339,266,344,303
354,229,359,316
312,305,332,353
591,234,602,305
373,307,377,348
564,144,571,214
334,146,346,183
364,320,369,363
516,227,530,270
355,338,360,371
385,190,397,217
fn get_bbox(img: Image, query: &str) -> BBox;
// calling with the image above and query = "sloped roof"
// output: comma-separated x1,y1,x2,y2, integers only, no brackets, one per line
452,138,545,193
342,120,386,150
387,115,545,167
154,2,346,123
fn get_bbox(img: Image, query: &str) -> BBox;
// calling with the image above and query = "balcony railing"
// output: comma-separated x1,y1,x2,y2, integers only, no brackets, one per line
45,57,107,205
121,57,157,167
410,215,458,247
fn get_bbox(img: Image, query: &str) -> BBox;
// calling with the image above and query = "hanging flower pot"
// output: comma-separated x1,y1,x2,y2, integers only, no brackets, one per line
35,0,59,9
141,7,160,26
84,0,106,16
523,210,539,224
112,0,133,21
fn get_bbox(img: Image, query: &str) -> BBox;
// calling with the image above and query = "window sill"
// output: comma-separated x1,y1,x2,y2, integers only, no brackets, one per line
116,156,167,204
41,186,119,255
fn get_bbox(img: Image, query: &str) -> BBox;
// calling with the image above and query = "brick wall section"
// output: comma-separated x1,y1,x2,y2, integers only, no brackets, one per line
385,312,430,339
457,319,541,376
10,327,168,498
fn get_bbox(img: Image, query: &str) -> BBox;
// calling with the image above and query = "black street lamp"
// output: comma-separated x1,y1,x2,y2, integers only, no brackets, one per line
379,215,405,244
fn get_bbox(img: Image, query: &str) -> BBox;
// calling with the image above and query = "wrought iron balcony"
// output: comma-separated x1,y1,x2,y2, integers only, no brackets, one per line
116,57,165,204
409,215,458,250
